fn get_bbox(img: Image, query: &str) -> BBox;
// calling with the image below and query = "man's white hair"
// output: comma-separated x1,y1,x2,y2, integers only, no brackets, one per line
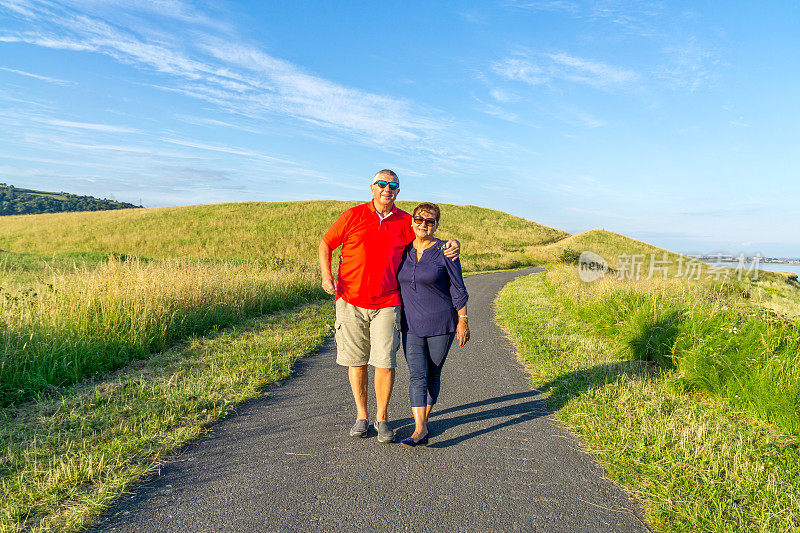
371,169,399,186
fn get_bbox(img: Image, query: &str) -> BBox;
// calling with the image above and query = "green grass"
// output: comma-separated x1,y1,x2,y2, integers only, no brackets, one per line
0,300,334,533
542,266,800,435
496,268,800,531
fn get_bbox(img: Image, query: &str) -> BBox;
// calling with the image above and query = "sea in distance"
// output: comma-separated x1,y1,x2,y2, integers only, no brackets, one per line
707,261,800,276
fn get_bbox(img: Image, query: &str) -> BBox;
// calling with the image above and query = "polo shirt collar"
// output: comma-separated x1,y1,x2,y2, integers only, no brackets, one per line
368,199,398,220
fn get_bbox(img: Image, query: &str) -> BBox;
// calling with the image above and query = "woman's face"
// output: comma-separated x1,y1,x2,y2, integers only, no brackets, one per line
412,210,438,239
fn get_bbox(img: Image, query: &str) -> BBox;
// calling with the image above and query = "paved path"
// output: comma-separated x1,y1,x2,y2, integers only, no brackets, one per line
93,267,650,532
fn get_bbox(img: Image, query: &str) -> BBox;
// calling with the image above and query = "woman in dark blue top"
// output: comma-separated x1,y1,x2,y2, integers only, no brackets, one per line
397,202,469,446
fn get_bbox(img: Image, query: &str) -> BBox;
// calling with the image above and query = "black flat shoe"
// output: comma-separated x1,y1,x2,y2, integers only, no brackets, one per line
400,433,429,447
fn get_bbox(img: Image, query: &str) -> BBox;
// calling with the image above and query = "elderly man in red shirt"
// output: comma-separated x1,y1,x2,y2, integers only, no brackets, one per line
318,169,459,443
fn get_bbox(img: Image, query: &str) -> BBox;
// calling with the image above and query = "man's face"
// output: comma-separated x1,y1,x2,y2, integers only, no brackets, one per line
371,175,399,209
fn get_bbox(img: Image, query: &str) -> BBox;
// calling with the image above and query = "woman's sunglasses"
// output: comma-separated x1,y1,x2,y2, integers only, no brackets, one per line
373,180,400,191
413,215,437,227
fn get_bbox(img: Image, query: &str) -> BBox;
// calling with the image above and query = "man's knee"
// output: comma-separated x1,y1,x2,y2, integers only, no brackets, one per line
374,367,395,380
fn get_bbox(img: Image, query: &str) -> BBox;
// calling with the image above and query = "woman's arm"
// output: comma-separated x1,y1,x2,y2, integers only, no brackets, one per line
455,304,469,346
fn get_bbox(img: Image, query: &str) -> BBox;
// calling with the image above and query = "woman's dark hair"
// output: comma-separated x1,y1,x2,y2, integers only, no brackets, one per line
413,202,440,222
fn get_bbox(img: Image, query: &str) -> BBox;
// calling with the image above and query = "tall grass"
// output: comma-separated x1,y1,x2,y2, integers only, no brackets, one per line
544,266,800,436
0,256,323,405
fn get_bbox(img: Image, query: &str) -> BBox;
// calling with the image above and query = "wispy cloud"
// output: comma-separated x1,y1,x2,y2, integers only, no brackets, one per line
0,0,453,155
655,38,721,91
0,66,74,85
548,52,637,86
196,37,441,145
588,2,664,37
492,52,637,90
563,107,607,128
479,102,521,123
489,87,520,103
42,118,137,132
174,114,261,134
0,109,137,132
161,137,297,165
498,2,722,93
504,0,579,12
492,58,548,86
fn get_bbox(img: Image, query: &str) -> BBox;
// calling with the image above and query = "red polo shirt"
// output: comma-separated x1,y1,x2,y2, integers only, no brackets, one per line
323,201,414,309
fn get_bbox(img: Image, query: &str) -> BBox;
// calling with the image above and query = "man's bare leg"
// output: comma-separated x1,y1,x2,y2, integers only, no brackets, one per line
374,367,395,422
348,365,369,420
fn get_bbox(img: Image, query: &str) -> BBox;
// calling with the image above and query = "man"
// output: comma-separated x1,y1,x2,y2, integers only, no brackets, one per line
319,169,459,443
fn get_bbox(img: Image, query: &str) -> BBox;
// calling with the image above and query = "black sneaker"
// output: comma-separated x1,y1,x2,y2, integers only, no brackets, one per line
349,419,369,438
374,421,394,443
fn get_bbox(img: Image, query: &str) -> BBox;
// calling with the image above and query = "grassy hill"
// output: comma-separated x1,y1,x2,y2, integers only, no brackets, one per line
0,200,569,406
0,200,568,272
0,183,141,216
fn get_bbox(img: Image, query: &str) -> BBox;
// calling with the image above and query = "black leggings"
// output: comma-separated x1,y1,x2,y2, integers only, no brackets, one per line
402,332,455,408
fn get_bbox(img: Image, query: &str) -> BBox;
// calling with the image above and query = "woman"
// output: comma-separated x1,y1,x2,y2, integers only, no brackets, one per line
396,202,469,447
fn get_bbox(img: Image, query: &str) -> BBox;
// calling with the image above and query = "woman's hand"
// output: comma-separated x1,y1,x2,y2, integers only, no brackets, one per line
456,319,470,347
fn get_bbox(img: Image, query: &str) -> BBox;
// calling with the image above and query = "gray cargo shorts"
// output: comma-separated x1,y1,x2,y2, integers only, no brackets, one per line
334,298,400,369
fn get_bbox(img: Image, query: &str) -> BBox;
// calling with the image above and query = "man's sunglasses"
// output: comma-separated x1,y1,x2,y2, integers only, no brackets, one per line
373,180,399,191
413,215,437,227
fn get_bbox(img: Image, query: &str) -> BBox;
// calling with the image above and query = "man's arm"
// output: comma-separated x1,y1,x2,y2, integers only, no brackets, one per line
442,239,461,261
318,240,337,295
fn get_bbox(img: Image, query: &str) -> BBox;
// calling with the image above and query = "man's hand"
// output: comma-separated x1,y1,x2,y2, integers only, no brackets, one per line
322,277,337,296
442,239,461,261
319,240,337,296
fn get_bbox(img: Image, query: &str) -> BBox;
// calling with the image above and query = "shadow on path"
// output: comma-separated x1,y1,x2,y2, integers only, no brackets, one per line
427,391,548,448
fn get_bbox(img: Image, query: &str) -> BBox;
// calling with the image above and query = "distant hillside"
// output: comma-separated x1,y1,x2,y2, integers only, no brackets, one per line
534,229,679,268
0,183,141,216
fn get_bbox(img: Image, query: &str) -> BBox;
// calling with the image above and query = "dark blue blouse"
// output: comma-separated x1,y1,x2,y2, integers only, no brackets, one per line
397,239,469,337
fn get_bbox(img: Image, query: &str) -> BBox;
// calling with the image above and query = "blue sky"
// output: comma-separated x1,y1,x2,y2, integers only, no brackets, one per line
1,1,798,257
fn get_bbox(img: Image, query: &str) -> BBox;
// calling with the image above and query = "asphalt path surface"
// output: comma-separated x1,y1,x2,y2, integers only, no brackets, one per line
93,267,650,532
